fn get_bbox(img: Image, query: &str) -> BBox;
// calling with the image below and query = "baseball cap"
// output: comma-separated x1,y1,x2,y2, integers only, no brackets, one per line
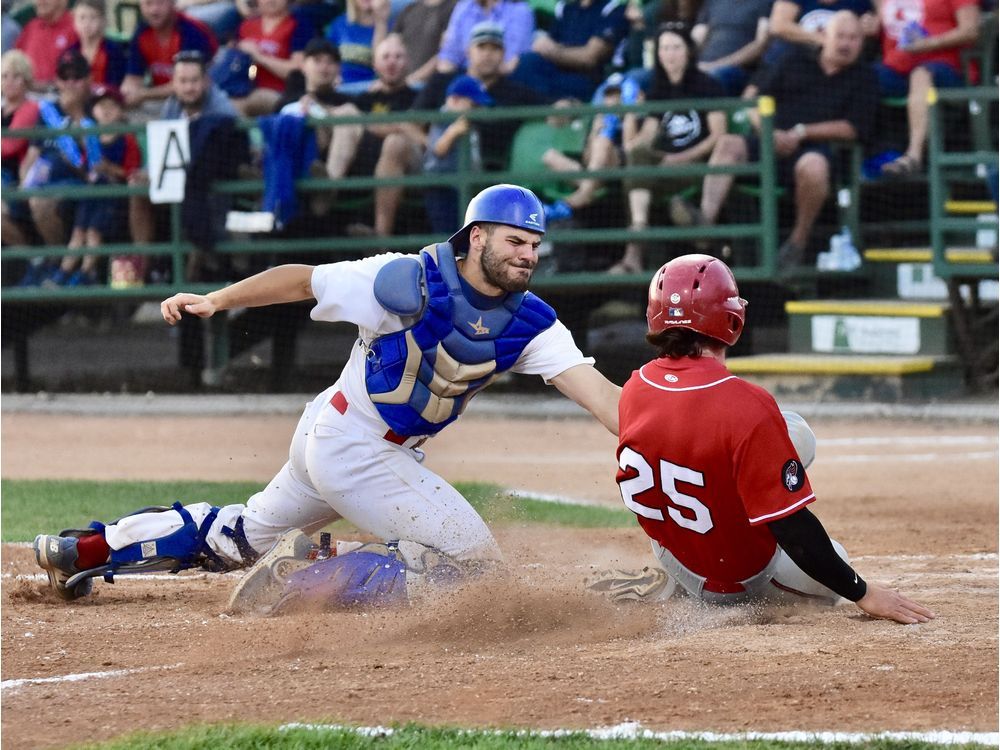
90,83,124,107
469,21,504,47
445,74,493,107
303,37,341,61
56,49,90,80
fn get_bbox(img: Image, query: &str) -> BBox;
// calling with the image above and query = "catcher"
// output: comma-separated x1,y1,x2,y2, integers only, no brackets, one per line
587,254,935,625
32,184,621,613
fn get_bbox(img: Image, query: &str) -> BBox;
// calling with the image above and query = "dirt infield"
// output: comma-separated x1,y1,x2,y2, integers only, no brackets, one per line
2,412,998,749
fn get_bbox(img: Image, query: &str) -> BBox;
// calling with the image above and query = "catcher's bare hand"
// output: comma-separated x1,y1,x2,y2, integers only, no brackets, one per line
161,293,218,325
856,583,936,624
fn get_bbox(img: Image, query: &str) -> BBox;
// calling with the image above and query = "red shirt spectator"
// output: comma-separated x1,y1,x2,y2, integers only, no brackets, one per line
1,51,41,175
127,12,218,86
879,0,979,75
237,7,312,92
14,0,78,84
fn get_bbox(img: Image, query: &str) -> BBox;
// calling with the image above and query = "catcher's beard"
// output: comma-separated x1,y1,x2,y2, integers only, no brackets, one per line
478,234,534,293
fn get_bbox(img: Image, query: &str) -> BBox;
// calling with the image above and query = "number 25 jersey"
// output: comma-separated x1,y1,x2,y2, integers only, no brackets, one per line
617,356,816,586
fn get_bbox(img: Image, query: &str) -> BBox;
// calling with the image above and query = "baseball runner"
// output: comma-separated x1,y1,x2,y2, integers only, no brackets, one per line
587,254,935,625
33,184,622,610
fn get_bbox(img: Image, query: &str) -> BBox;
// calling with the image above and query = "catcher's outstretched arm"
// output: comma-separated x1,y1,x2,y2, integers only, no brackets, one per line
550,363,622,436
162,264,316,325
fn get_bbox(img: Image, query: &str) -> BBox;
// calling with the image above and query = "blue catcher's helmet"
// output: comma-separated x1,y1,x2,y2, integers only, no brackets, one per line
448,184,546,254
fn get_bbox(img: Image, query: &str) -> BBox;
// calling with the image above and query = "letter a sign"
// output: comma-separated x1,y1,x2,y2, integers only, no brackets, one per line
147,120,190,204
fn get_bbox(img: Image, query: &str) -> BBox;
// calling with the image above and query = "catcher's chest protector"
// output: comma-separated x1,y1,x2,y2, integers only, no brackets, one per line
364,243,556,437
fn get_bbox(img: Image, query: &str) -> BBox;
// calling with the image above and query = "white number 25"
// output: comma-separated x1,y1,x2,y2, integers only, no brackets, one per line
618,447,714,534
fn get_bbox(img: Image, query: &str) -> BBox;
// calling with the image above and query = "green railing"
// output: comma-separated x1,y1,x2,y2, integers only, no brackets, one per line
927,85,999,280
1,96,781,304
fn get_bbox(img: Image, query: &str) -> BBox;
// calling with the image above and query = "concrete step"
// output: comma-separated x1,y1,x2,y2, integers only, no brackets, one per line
727,353,964,401
785,299,953,356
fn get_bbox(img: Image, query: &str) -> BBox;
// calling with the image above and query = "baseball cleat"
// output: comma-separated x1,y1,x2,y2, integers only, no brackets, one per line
226,529,316,614
33,534,93,600
584,566,675,603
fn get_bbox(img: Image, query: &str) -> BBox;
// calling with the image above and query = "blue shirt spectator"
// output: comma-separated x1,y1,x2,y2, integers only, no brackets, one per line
507,0,629,101
436,0,534,73
325,0,392,90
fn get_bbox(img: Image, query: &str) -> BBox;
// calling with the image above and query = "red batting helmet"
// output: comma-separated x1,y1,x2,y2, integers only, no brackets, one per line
646,254,747,346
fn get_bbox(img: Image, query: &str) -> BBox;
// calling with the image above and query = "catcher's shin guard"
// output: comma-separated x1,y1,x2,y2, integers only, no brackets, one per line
65,503,252,591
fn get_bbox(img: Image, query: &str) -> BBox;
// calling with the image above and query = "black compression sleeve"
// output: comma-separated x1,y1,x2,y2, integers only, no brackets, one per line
768,507,867,602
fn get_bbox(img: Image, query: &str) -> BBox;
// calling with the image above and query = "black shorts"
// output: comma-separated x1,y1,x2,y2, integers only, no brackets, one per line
73,197,128,239
743,134,834,189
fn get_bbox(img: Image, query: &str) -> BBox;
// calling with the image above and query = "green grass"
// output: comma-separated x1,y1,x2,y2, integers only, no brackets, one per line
0,479,635,542
66,723,996,750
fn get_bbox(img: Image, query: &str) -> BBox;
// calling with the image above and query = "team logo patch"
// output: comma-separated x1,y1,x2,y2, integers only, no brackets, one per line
664,374,679,383
468,316,490,335
669,293,681,304
782,459,804,492
668,307,685,317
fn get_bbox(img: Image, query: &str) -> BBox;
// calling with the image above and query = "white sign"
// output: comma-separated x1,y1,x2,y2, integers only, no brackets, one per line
897,263,999,301
146,119,190,204
812,315,921,354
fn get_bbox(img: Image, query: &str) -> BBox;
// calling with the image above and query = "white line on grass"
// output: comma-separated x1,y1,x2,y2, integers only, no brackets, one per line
278,721,999,746
2,663,182,693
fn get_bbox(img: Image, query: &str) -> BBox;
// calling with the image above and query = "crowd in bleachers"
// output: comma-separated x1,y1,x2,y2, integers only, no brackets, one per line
1,0,995,287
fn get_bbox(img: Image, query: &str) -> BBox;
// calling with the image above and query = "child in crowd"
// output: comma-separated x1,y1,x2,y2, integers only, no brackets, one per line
421,74,490,233
49,84,141,286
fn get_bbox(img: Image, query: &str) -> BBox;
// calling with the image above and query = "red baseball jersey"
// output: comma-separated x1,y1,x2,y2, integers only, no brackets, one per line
617,356,816,589
238,13,311,92
879,0,978,75
126,13,218,86
15,11,78,83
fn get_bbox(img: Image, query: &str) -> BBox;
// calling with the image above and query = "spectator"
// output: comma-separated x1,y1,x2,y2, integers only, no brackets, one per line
129,50,237,267
49,84,141,286
394,0,457,87
540,73,630,225
875,0,981,177
616,21,726,273
19,50,98,259
1,49,40,247
507,0,630,101
671,11,878,267
14,0,78,86
325,0,392,93
3,0,22,53
435,0,534,75
176,0,249,43
68,0,128,87
233,0,314,115
691,0,772,95
121,0,218,109
765,0,878,66
325,33,422,237
415,21,547,169
422,74,491,232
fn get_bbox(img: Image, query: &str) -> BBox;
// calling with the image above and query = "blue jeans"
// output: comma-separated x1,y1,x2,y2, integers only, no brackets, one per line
874,61,965,97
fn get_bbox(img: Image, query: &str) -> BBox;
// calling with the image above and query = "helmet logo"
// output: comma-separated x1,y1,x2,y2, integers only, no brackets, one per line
468,316,491,336
526,213,541,227
664,374,679,383
669,293,681,304
668,307,685,317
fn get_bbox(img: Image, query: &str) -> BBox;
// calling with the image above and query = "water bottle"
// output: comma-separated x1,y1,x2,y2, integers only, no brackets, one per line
836,226,862,271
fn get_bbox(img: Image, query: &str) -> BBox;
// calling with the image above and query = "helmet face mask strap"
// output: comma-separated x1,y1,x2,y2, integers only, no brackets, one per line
646,254,747,347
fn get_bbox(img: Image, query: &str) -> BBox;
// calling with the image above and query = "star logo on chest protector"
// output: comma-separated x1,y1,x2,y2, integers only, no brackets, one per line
468,316,490,335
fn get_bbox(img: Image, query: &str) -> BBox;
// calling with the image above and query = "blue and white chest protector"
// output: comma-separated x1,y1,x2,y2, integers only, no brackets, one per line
365,243,557,437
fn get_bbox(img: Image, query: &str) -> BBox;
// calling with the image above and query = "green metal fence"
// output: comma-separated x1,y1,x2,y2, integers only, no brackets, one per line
1,96,781,304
